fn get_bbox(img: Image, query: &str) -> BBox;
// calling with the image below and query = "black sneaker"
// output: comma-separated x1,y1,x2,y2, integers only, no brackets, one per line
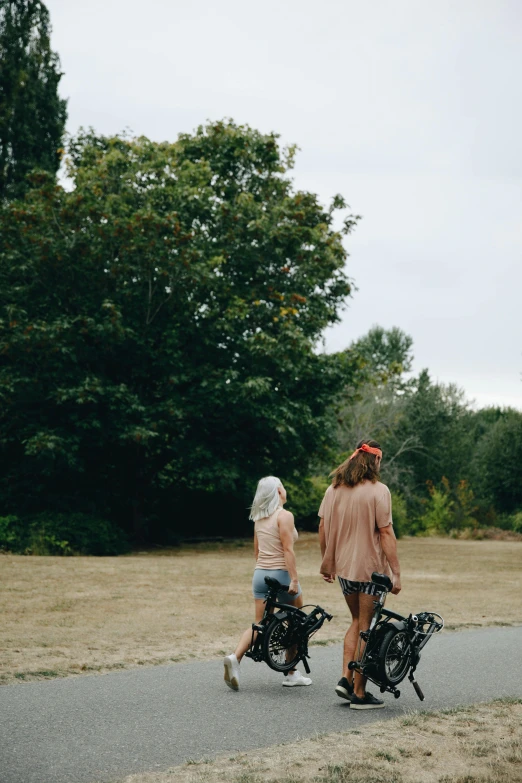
335,677,353,701
350,691,385,710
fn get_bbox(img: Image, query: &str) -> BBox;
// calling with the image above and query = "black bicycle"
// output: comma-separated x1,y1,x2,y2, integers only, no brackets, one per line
244,576,333,674
348,572,444,701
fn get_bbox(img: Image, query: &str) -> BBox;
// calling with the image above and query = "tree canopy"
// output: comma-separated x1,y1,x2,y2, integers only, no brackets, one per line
0,0,67,200
330,326,522,536
472,411,522,513
0,121,359,538
350,325,414,390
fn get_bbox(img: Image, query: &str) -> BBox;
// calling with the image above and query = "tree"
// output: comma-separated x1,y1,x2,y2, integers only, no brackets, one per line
335,327,422,492
471,410,522,513
350,325,414,391
0,0,67,200
0,121,358,538
333,332,478,524
395,371,471,489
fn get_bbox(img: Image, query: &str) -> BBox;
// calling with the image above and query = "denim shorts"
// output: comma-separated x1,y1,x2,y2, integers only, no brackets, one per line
338,577,383,597
252,568,302,602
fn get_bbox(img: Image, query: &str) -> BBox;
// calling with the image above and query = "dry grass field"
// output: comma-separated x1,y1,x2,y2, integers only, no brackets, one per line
1,535,521,684
116,698,522,783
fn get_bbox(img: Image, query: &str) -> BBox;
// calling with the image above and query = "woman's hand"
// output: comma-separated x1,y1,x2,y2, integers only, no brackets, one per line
321,572,335,583
391,573,402,595
288,579,299,595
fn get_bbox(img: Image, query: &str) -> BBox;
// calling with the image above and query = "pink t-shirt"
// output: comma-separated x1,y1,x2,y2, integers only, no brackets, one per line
318,480,393,582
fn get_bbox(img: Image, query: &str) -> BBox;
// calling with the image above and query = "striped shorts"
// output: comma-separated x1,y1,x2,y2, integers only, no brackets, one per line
338,577,384,597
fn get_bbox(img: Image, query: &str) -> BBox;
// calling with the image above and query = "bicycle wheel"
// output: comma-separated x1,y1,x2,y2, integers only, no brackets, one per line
376,627,411,686
262,615,302,672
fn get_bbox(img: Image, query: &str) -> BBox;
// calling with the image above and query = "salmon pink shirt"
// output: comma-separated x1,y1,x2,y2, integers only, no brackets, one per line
318,481,393,582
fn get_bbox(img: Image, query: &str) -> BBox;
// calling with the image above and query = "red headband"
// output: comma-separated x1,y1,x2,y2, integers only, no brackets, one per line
349,443,382,461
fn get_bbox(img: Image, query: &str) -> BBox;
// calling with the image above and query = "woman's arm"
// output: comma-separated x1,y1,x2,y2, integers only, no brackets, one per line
319,517,326,557
278,510,299,594
378,524,401,594
319,517,335,582
254,531,259,560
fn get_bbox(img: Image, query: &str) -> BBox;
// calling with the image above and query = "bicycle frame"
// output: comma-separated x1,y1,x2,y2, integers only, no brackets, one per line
349,576,444,701
244,580,332,673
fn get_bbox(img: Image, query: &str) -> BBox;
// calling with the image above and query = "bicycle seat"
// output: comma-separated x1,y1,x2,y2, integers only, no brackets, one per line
371,572,393,591
264,576,290,592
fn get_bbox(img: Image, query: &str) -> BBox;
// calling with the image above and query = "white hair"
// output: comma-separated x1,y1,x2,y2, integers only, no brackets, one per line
249,476,283,522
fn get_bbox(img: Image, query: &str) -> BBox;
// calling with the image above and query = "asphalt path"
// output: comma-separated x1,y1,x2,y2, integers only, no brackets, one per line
1,626,522,783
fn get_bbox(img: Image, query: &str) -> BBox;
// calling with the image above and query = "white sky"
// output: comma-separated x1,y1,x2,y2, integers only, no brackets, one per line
47,0,522,410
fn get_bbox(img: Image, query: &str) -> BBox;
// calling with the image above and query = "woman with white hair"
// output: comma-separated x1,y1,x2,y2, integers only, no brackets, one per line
223,476,311,690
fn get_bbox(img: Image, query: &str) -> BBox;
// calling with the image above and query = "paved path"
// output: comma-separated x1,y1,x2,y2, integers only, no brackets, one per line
1,626,522,783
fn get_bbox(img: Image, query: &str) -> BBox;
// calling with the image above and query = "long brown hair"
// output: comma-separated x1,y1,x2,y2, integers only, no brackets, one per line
331,439,382,488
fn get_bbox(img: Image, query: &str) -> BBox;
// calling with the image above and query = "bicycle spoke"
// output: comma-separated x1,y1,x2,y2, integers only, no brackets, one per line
384,631,410,682
263,617,301,672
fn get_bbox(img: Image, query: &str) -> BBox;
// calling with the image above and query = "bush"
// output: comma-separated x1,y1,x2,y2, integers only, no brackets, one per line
0,515,26,552
416,478,478,535
417,480,454,535
0,513,128,555
497,510,522,533
451,526,522,541
512,511,522,533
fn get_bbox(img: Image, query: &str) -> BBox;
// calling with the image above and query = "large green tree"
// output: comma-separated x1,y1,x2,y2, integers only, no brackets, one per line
333,330,478,521
335,327,420,486
350,325,414,391
0,122,358,538
470,410,522,513
0,0,67,200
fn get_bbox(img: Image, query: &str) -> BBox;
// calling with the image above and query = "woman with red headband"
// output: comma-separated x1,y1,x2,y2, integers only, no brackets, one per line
318,439,402,710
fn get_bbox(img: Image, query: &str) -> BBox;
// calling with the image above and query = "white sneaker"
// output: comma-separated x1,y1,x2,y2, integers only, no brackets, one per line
282,670,312,687
223,654,240,691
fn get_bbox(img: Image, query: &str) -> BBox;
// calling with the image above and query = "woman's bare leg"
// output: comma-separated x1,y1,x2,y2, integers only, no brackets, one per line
343,593,360,679
234,599,266,662
352,593,377,697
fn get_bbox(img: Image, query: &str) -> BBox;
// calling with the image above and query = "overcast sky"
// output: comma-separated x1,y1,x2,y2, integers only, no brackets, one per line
47,0,522,410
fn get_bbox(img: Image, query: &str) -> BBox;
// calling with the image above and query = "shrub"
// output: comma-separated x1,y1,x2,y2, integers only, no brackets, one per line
417,478,478,535
500,510,522,533
418,479,455,535
0,513,128,555
452,526,522,541
0,515,26,552
512,511,522,533
26,527,73,555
